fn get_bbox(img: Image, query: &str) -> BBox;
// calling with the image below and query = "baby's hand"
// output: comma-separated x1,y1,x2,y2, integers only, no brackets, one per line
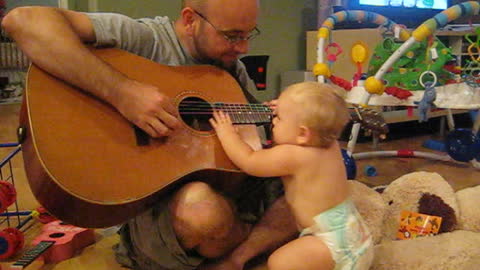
264,99,278,114
209,111,237,136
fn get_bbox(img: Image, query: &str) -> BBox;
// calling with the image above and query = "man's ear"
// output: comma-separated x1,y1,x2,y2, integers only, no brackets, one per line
296,125,312,145
180,7,196,35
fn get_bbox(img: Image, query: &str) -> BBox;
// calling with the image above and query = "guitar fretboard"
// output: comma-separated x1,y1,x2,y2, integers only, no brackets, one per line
215,103,272,125
9,241,54,269
179,102,273,125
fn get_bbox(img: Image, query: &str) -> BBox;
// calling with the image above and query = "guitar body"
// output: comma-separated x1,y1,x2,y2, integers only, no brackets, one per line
20,48,262,228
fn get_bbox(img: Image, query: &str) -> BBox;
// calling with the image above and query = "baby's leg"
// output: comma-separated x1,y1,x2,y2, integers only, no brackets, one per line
267,235,334,270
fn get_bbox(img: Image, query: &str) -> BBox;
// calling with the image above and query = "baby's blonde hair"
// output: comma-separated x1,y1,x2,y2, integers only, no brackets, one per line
281,82,350,148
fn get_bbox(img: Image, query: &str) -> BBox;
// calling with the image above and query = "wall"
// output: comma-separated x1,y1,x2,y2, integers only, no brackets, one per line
5,0,59,10
73,0,317,101
254,0,317,100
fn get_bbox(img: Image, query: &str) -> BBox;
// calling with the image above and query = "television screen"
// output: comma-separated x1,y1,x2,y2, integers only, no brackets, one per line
359,0,449,10
343,0,452,28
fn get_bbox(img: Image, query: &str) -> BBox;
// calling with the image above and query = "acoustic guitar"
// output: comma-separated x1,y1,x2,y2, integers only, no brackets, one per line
19,48,271,228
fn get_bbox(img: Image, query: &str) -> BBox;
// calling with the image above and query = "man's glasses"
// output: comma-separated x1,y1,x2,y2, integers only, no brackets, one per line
193,9,260,44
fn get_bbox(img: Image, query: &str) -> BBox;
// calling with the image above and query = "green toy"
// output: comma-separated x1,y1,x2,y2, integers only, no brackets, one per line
367,37,454,90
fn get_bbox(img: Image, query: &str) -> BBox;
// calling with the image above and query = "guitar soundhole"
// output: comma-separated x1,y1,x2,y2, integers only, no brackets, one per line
179,97,213,132
49,233,65,238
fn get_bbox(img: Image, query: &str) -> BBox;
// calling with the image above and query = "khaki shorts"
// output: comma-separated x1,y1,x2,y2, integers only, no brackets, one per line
114,177,283,270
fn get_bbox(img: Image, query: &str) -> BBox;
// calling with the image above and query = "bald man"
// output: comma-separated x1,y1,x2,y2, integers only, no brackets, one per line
2,1,297,269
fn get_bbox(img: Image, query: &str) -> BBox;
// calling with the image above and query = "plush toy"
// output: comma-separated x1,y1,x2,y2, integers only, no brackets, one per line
349,171,480,270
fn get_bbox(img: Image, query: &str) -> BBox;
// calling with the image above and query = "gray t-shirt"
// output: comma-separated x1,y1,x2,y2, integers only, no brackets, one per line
87,13,257,102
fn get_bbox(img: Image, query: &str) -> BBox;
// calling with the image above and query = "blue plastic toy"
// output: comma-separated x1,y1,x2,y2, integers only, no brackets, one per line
422,139,446,152
445,129,480,162
364,165,378,177
341,149,357,180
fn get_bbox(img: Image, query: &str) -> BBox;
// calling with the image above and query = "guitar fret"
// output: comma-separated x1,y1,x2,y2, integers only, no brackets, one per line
250,111,256,124
229,104,238,123
241,104,247,124
249,108,255,123
239,110,246,124
235,104,241,123
246,111,252,124
11,241,55,269
240,104,245,124
239,106,245,123
256,104,266,124
251,104,260,124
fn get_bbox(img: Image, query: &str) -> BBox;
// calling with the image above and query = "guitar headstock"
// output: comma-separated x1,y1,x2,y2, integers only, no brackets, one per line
350,107,389,139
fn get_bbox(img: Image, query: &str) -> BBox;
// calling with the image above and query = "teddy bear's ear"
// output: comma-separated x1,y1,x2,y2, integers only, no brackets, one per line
419,193,457,233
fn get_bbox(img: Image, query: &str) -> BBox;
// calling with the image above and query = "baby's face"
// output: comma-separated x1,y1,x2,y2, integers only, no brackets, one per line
271,94,302,145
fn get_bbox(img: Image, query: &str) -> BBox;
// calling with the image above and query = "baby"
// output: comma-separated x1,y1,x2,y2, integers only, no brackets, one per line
210,81,373,270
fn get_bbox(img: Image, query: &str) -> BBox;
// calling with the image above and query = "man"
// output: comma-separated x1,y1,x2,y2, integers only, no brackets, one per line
2,0,297,269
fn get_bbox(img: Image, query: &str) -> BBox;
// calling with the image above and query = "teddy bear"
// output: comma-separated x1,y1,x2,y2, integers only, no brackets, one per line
349,171,480,270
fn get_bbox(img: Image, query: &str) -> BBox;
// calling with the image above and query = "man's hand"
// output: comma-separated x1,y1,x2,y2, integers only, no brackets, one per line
209,111,238,138
113,80,181,138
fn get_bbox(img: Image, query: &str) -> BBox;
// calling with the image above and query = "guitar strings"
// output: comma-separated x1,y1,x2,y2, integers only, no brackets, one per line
177,101,273,124
178,101,273,115
179,101,271,109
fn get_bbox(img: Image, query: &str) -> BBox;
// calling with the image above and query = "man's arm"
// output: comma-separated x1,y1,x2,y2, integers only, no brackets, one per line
1,7,180,137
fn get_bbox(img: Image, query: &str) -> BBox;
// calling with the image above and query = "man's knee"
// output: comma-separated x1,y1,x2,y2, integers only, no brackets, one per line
171,182,217,205
169,182,235,248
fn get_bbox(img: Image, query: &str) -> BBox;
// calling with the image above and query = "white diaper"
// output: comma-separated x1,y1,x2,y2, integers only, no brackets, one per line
300,200,374,270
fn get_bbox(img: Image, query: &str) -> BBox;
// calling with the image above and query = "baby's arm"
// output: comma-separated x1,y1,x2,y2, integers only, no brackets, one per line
210,111,295,177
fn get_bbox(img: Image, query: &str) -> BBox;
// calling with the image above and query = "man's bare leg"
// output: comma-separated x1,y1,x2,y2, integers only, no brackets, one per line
199,196,298,270
169,181,252,258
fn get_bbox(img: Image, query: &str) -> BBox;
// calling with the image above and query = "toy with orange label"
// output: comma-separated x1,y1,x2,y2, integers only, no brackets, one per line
396,210,442,240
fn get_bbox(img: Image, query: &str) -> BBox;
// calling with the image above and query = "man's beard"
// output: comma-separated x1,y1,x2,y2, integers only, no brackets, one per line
193,38,236,73
211,58,236,74
201,54,236,74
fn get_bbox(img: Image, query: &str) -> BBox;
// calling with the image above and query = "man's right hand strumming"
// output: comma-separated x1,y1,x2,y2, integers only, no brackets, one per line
113,80,181,138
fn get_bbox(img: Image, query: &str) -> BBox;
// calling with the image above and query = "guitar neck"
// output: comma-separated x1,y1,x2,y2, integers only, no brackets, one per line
223,103,272,125
9,241,54,269
180,102,273,126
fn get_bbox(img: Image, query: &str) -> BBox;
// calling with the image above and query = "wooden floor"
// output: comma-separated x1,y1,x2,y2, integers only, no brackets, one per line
1,102,480,270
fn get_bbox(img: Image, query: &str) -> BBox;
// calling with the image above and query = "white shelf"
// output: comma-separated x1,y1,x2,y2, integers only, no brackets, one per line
382,109,467,124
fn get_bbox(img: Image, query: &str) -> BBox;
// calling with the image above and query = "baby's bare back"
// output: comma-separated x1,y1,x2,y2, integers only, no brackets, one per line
282,142,350,229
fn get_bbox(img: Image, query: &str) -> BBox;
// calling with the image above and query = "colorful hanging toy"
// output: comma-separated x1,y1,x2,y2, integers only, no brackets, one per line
351,41,369,87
